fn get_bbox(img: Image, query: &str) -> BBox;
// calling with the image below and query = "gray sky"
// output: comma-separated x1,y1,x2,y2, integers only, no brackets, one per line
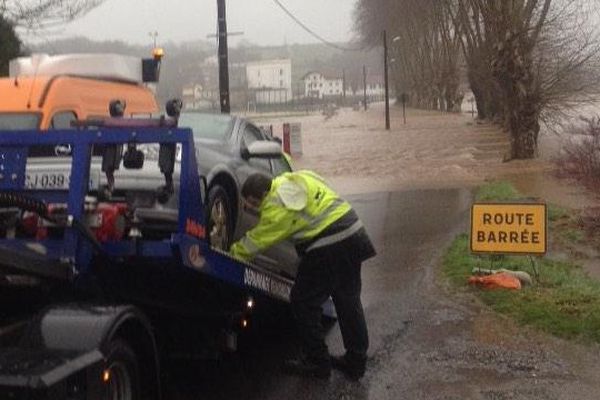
24,0,357,47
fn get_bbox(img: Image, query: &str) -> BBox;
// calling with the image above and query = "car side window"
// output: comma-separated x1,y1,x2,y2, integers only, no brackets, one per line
50,111,77,129
242,124,271,171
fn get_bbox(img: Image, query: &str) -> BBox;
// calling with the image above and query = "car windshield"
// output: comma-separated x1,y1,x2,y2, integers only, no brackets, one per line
178,113,234,141
0,113,40,130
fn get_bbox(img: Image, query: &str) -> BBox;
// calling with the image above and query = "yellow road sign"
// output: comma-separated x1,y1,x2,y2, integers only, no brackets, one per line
470,203,547,254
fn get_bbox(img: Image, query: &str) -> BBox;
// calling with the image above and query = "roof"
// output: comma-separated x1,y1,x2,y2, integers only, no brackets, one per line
246,59,291,67
301,71,343,81
366,75,384,85
0,76,51,111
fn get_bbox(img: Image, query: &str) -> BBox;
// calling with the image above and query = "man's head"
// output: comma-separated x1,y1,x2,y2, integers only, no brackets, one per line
241,173,272,212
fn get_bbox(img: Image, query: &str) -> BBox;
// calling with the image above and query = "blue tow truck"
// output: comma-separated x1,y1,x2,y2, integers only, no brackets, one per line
0,117,303,399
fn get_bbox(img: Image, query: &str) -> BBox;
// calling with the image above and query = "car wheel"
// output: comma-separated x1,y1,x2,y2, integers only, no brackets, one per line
207,185,233,250
104,339,140,400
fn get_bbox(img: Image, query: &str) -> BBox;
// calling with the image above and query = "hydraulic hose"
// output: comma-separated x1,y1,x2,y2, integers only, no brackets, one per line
0,192,48,217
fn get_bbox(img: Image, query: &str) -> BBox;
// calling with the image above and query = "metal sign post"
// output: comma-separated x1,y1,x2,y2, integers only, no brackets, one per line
383,30,390,130
401,92,408,125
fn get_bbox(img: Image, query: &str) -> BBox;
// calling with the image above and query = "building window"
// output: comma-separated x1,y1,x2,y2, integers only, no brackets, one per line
280,69,283,75
280,80,284,87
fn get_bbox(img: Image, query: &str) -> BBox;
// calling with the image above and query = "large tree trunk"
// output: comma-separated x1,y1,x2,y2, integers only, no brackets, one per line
510,92,540,158
0,16,20,76
494,32,541,159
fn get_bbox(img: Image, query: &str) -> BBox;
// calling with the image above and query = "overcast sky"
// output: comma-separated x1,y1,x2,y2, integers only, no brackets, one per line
23,0,357,47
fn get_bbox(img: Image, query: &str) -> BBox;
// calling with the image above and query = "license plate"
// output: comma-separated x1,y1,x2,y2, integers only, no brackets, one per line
25,173,70,189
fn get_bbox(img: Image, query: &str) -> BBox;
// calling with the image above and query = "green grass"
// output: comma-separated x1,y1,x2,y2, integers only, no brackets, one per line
442,181,600,343
443,235,600,342
476,181,520,202
547,204,570,222
562,229,584,243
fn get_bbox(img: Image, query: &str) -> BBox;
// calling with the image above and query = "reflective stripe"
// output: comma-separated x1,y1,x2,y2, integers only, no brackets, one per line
291,197,346,240
306,220,363,252
240,236,260,253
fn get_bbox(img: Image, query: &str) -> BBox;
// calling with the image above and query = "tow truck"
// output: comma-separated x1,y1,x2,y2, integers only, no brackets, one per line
0,113,309,399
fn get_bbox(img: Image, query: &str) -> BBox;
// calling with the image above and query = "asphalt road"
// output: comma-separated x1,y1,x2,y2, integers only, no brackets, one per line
165,187,600,399
164,188,476,399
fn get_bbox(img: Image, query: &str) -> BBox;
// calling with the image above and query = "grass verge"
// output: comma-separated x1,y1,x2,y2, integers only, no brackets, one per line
443,181,600,342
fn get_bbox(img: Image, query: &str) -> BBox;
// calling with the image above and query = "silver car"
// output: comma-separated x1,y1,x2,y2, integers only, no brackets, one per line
178,112,297,277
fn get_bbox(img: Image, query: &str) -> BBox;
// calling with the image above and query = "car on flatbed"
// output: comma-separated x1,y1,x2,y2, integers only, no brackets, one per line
22,111,298,278
178,112,297,277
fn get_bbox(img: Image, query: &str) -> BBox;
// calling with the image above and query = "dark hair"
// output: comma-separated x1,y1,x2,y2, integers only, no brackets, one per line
241,173,272,199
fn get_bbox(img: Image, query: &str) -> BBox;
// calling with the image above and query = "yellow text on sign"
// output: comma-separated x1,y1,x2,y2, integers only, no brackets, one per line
471,203,546,254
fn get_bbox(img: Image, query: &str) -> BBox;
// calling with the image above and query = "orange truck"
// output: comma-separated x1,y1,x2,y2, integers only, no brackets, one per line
0,53,161,130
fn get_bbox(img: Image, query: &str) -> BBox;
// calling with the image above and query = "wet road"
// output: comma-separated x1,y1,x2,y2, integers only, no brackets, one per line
165,188,475,399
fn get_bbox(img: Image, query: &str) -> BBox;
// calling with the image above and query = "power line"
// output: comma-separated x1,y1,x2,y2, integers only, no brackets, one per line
271,0,365,52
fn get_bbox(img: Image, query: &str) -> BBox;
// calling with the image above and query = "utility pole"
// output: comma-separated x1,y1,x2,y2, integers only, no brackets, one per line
148,31,158,48
217,0,230,114
383,30,390,130
342,69,346,105
363,65,367,111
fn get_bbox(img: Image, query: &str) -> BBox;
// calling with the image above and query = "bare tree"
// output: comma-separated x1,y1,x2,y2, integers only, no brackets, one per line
357,0,600,160
0,0,103,30
0,14,20,75
535,1,600,128
355,0,463,112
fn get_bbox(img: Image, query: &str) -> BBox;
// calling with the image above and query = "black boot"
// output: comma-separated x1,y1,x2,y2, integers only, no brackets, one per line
284,356,331,379
330,354,366,381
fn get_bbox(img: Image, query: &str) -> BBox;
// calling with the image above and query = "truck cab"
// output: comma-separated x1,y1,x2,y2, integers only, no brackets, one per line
0,53,160,131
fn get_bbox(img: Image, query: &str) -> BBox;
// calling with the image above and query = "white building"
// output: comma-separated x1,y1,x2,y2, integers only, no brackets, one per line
246,59,292,104
181,83,217,111
302,72,343,99
366,76,385,98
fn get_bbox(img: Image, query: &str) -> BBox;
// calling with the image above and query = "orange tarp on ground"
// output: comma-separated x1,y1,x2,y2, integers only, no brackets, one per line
468,272,522,290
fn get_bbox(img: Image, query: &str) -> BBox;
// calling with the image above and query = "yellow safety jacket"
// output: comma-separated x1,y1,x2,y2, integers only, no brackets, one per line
230,170,351,262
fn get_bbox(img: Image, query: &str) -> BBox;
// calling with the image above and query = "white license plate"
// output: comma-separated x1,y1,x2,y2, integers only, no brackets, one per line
25,172,70,189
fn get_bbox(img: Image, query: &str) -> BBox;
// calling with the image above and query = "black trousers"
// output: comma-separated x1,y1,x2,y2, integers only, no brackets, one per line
290,237,369,366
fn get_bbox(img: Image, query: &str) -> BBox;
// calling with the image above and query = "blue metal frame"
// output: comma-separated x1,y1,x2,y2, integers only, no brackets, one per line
0,127,294,303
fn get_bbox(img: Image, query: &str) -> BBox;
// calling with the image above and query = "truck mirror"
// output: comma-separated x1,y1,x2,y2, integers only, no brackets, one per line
123,145,144,169
142,58,161,82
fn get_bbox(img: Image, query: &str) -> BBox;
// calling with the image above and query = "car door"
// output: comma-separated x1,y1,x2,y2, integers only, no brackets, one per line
234,122,298,277
233,122,275,238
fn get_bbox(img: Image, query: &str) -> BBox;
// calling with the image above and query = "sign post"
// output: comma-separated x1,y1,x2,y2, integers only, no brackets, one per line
282,123,291,154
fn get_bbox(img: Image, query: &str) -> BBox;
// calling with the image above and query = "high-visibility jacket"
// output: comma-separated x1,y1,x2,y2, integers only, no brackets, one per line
230,170,352,262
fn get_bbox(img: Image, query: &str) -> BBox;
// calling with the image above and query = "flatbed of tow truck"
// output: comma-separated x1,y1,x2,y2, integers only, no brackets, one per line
0,122,312,399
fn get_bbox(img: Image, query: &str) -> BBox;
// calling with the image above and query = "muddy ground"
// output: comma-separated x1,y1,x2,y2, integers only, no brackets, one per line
252,103,597,208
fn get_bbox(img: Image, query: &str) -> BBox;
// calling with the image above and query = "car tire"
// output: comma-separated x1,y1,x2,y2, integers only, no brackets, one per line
207,185,233,250
104,339,140,400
